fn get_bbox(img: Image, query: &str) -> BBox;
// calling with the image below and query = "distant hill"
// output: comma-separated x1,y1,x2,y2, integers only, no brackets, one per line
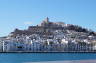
9,17,96,37
1,17,96,52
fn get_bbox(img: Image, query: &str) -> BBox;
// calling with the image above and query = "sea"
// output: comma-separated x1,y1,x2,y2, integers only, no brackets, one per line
0,53,96,63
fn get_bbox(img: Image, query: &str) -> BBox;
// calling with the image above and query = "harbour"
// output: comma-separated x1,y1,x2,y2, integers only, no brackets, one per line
0,53,96,63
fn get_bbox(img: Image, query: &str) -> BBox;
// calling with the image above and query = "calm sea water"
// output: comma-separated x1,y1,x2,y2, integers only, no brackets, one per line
0,53,96,63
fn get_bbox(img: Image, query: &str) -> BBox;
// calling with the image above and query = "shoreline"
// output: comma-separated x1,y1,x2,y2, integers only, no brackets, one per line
0,51,96,53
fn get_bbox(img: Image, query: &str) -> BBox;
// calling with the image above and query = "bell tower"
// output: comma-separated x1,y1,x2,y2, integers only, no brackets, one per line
44,17,49,23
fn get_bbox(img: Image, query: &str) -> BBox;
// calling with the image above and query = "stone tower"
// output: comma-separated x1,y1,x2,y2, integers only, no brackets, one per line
38,17,50,26
44,17,49,23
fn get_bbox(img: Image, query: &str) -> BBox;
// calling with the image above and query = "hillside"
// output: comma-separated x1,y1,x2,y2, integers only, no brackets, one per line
0,18,96,52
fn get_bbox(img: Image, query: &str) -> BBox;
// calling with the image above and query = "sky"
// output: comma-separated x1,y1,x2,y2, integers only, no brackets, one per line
0,0,96,37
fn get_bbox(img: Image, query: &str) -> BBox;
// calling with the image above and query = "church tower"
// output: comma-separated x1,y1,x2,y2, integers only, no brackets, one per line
39,17,50,26
44,17,49,23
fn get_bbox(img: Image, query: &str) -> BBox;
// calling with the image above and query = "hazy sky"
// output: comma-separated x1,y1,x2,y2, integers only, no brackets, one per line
0,0,96,37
